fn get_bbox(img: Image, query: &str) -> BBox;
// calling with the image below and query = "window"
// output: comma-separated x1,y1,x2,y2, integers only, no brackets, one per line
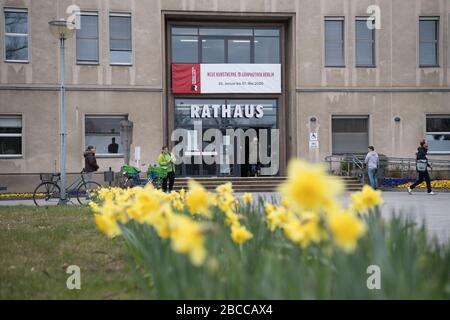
110,13,132,65
419,17,439,67
426,116,450,153
85,115,127,156
332,117,369,154
4,8,28,62
202,39,225,63
228,39,251,63
355,18,375,67
325,17,345,67
76,13,99,64
171,26,280,64
0,115,22,156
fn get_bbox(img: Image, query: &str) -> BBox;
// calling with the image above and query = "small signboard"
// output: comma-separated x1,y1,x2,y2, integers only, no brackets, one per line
309,132,318,141
309,141,319,149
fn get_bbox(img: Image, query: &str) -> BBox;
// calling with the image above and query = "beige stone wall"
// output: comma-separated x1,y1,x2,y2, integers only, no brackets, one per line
0,0,450,192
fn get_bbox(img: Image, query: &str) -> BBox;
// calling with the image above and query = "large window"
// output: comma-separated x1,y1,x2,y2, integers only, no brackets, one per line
355,17,375,67
419,17,439,67
0,115,22,156
85,115,126,156
76,13,99,64
332,116,369,154
4,8,28,62
426,116,450,153
325,17,345,67
109,13,132,65
171,26,280,64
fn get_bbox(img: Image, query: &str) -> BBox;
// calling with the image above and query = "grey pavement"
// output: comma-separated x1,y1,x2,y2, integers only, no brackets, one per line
1,191,449,243
238,191,450,244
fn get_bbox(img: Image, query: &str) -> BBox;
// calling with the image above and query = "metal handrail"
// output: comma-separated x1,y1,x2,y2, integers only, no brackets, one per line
324,154,450,181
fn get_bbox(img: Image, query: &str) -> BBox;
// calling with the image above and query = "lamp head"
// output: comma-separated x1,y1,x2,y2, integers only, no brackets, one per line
49,19,75,40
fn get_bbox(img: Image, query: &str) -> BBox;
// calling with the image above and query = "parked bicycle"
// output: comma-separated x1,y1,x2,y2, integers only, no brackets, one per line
32,170,102,206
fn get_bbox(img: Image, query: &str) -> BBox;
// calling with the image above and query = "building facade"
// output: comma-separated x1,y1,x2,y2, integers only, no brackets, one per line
1,0,450,191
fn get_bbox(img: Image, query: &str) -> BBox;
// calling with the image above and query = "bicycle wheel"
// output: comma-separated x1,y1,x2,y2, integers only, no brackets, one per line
33,182,61,206
77,181,102,205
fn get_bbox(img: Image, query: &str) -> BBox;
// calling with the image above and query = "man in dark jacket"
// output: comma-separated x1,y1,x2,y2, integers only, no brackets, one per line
408,140,435,195
84,146,99,193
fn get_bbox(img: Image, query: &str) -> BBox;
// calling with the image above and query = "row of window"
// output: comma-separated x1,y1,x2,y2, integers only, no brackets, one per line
325,16,439,67
332,116,450,154
3,8,441,68
1,114,449,157
4,9,132,65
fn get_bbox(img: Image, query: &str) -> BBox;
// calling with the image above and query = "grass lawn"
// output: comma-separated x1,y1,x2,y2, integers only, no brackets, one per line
0,206,144,299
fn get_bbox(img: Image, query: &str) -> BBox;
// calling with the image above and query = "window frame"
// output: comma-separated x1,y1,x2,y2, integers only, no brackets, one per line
170,26,281,64
109,12,132,66
76,11,100,65
426,114,450,154
4,8,29,63
324,16,345,68
0,114,23,158
419,16,440,68
84,114,128,158
355,17,376,68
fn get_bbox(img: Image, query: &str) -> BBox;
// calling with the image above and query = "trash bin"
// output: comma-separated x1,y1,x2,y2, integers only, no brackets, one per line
104,167,115,186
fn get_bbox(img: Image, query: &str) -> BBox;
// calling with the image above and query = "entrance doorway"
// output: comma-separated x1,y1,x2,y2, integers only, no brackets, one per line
174,99,278,177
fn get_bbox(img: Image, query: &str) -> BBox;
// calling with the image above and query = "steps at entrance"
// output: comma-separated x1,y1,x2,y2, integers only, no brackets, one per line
172,176,363,192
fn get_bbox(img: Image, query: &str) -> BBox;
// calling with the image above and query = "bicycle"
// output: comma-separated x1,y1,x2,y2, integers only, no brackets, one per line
32,170,102,206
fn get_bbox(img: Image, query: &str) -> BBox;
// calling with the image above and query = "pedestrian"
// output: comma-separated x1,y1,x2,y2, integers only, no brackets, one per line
158,146,176,193
408,140,435,195
83,145,99,199
365,146,379,189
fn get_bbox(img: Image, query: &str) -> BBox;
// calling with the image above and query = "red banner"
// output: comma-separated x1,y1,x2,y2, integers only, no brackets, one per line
172,64,201,94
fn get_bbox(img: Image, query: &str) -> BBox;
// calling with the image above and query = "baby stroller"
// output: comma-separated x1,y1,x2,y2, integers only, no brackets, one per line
147,165,166,189
121,164,165,189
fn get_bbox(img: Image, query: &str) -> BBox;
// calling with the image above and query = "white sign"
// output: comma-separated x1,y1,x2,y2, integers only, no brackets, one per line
309,132,318,141
200,64,281,93
134,146,141,160
309,141,319,149
190,104,264,119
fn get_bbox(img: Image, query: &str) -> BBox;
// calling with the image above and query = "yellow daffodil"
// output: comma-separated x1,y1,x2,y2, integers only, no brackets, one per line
169,214,207,265
266,206,289,231
231,224,253,245
242,193,253,203
216,182,233,194
350,185,384,214
328,210,367,253
185,180,211,217
94,213,121,238
279,160,344,212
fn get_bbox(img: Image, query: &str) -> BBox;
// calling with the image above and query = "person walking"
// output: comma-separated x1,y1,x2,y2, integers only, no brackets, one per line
365,146,379,189
158,146,176,193
83,145,99,199
408,140,435,195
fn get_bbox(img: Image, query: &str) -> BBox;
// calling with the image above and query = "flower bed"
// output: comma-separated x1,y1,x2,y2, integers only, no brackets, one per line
90,160,450,299
381,178,450,189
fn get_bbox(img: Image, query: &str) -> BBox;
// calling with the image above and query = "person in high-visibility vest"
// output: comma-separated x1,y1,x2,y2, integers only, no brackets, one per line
158,146,176,193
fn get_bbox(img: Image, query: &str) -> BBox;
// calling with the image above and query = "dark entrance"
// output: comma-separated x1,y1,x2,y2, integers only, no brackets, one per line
174,99,277,177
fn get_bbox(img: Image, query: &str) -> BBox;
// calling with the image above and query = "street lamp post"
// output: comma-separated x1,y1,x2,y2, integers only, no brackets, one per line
49,19,74,205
